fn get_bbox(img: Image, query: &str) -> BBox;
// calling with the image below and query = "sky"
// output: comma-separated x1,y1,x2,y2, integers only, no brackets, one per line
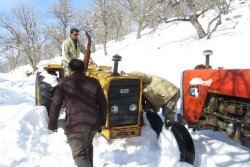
0,0,91,18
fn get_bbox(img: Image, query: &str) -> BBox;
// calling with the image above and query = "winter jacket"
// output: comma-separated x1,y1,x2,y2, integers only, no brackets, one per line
48,72,107,134
62,37,86,66
129,71,179,109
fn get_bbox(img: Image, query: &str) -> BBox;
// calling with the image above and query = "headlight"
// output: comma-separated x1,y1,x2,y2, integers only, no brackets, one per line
111,105,119,114
129,104,137,111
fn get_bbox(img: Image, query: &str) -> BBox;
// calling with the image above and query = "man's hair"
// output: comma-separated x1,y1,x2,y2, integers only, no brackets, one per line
70,28,79,34
69,59,85,72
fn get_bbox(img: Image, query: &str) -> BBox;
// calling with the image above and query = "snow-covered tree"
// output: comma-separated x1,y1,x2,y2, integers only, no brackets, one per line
46,0,73,53
117,0,161,39
156,0,232,39
0,4,45,70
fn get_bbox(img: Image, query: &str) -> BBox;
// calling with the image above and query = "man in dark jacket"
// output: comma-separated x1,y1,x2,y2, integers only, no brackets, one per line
48,59,107,167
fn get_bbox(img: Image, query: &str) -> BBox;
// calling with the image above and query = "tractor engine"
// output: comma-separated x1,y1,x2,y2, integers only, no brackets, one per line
201,94,250,142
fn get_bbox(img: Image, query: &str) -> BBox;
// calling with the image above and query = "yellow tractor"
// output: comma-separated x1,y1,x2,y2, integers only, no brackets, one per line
36,55,142,139
35,55,195,165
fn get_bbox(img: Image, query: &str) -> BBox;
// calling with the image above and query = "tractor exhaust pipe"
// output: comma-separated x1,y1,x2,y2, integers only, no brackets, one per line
112,54,122,76
203,50,213,66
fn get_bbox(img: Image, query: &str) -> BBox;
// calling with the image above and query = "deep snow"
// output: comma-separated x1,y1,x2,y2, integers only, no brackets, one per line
1,0,250,166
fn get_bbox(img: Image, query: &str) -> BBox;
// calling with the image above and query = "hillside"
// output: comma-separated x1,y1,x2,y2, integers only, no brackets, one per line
91,0,250,86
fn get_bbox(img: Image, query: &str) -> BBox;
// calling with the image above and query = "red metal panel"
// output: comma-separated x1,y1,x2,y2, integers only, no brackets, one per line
183,69,250,123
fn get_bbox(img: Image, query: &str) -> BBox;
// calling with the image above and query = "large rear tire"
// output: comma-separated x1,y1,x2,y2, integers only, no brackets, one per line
166,122,195,165
145,112,195,164
35,72,53,114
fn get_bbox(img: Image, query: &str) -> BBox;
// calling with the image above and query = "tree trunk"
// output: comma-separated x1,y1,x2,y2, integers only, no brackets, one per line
27,54,36,71
103,42,107,56
136,22,143,39
115,18,122,41
207,17,222,39
222,0,231,15
190,16,206,39
103,28,108,56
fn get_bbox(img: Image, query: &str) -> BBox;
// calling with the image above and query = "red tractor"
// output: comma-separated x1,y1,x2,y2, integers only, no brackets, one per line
181,50,250,147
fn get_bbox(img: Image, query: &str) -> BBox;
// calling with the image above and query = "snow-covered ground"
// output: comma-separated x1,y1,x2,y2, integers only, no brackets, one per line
1,0,250,166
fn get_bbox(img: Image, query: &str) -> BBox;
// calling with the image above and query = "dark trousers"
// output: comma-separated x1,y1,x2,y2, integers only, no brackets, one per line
67,131,97,167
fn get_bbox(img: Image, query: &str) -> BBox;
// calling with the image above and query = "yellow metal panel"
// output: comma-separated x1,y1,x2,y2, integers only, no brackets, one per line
138,79,143,126
86,70,112,128
47,64,63,69
36,86,40,105
86,69,143,140
102,126,141,139
45,64,111,71
88,64,112,71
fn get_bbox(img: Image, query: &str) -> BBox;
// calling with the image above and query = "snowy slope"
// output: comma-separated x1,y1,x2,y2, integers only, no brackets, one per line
1,70,249,167
1,0,250,166
91,0,250,87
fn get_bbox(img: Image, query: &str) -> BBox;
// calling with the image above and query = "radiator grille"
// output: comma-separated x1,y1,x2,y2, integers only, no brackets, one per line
108,79,141,128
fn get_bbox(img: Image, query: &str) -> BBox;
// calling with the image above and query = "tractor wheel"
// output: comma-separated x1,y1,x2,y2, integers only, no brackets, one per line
35,72,53,114
166,122,195,165
145,111,163,137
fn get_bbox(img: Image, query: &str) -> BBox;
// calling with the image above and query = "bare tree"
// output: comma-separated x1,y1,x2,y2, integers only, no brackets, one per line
0,59,9,73
72,8,99,49
92,0,114,55
47,0,73,53
108,0,130,41
0,5,45,71
41,42,60,60
49,0,72,40
73,9,97,32
43,23,64,55
156,0,232,39
118,0,160,39
6,51,21,71
73,1,129,56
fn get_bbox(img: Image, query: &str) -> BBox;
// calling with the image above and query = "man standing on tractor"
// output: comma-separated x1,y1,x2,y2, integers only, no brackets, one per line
124,71,180,124
62,28,94,76
48,59,107,167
